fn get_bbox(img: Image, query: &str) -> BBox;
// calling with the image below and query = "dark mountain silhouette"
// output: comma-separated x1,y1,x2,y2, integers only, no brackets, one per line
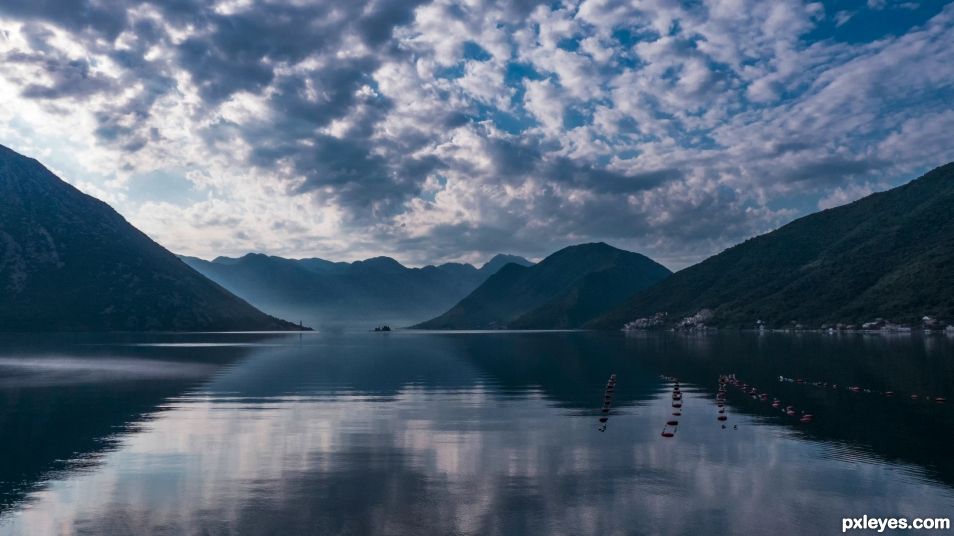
0,144,304,331
180,252,533,328
414,242,671,329
591,162,954,329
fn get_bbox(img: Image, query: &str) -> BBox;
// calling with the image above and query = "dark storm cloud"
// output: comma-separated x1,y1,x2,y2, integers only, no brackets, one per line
546,158,682,194
6,50,115,99
775,157,891,186
173,3,341,103
0,0,129,40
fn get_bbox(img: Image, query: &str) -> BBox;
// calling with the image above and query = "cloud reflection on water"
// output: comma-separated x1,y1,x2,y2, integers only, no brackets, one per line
1,333,953,535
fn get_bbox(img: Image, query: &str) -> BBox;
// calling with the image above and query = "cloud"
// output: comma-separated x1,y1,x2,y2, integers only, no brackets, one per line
0,0,952,269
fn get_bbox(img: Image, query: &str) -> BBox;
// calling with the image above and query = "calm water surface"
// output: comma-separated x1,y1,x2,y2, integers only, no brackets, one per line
0,331,952,535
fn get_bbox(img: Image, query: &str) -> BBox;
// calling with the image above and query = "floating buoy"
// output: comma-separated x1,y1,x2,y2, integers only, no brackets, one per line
601,408,609,413
599,417,608,423
760,393,769,400
717,415,727,421
667,420,679,426
661,431,675,438
800,414,813,423
850,386,861,393
787,410,796,416
937,397,946,403
673,402,682,408
718,408,725,414
884,391,894,397
911,394,920,400
672,411,682,416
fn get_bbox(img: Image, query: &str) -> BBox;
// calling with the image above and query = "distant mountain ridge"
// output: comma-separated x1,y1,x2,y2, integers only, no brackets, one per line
414,242,672,329
180,252,533,328
591,162,954,329
0,144,303,332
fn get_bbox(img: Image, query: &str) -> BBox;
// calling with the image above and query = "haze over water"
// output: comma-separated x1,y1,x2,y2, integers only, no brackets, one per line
0,331,952,535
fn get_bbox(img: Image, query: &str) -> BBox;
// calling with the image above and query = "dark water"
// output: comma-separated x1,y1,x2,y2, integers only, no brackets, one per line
0,331,952,535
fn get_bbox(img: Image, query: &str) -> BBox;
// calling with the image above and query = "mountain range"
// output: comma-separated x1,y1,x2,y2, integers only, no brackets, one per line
181,252,533,328
0,144,302,331
591,162,954,329
414,242,672,329
4,139,952,333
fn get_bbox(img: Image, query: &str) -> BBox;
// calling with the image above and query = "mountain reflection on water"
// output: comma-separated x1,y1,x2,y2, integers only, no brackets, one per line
0,331,952,535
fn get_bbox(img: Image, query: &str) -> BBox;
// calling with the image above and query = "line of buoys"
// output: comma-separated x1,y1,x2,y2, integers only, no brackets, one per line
717,377,729,423
661,377,681,438
598,373,617,432
721,374,815,425
777,375,948,405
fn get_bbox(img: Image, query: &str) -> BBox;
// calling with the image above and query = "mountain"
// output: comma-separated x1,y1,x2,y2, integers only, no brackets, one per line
479,254,532,276
413,243,672,329
180,252,533,328
591,162,954,329
0,144,304,332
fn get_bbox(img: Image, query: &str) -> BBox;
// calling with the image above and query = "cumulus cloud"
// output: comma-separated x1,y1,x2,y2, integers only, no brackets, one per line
0,0,952,268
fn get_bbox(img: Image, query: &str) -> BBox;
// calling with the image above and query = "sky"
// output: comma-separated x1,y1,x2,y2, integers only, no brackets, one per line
0,0,952,269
